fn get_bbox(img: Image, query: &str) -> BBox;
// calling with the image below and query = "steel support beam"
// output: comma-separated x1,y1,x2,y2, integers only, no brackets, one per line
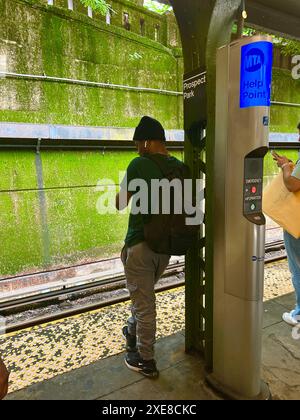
169,0,300,373
170,0,241,369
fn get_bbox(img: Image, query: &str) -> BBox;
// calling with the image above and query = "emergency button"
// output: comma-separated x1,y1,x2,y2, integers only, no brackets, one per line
251,186,257,194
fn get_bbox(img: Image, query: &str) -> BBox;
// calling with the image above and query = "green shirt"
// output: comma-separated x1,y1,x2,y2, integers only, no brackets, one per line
120,154,184,248
292,160,300,180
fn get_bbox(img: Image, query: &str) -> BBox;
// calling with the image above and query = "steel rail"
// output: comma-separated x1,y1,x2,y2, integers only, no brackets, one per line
271,101,300,108
1,72,300,108
0,183,118,194
2,254,287,334
0,138,185,151
0,239,284,310
0,139,298,152
0,71,183,97
265,239,286,252
269,142,300,149
3,278,185,334
0,255,125,283
0,235,283,283
0,262,185,313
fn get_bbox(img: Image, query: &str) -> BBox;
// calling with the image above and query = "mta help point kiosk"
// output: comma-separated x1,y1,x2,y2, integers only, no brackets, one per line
208,36,273,400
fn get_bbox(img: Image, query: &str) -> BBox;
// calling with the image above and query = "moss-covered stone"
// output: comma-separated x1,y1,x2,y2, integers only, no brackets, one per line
0,150,183,276
271,68,300,133
0,0,182,129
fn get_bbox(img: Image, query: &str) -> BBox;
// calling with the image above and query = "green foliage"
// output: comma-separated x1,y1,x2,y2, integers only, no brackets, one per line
143,0,172,15
79,0,111,15
276,40,300,57
232,24,255,37
232,23,300,56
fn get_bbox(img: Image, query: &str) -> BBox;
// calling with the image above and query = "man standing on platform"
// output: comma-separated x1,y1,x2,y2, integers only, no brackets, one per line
115,116,186,378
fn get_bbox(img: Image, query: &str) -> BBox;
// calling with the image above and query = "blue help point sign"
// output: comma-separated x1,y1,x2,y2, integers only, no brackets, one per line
240,41,273,108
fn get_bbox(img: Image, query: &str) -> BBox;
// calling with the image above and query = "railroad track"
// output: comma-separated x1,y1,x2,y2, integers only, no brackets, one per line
1,244,286,334
265,240,286,262
1,239,285,313
0,261,185,314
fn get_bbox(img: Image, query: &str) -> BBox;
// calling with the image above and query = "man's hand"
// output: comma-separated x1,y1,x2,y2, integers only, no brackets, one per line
0,358,9,400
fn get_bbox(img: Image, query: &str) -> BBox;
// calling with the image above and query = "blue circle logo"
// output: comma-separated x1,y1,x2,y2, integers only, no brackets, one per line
245,48,264,72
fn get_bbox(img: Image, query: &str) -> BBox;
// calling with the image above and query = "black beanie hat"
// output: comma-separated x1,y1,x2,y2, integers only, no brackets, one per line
133,116,166,142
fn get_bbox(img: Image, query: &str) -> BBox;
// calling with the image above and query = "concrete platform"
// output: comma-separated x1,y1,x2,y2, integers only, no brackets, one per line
6,291,300,400
6,332,218,401
262,293,300,400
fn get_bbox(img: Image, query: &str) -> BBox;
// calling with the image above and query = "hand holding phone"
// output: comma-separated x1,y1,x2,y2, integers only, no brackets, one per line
271,150,292,169
271,150,281,160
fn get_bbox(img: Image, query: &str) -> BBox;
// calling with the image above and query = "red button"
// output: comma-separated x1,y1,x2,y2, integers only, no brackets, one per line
251,186,257,194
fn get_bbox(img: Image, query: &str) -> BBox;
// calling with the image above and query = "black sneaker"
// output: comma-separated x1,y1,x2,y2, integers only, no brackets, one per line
124,352,159,378
122,325,137,352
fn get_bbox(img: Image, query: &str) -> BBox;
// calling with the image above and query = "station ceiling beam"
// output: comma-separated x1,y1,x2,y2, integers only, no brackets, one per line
247,0,300,40
158,0,300,40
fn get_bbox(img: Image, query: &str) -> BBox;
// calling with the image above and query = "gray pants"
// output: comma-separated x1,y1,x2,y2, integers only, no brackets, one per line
121,242,170,361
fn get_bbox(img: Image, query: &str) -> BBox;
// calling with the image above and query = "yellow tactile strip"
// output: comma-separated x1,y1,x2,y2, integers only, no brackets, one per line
0,288,185,394
0,259,293,395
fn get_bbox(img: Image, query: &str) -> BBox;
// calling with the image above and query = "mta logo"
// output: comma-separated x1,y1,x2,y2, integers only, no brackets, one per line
245,48,264,72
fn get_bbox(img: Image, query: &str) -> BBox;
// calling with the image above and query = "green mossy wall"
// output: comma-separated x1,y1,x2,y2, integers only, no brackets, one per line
271,69,300,133
0,150,184,277
0,152,43,275
0,150,138,276
0,0,298,132
0,0,183,129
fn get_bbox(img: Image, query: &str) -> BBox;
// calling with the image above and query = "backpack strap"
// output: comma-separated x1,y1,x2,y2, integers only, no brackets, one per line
143,154,174,178
144,154,191,180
